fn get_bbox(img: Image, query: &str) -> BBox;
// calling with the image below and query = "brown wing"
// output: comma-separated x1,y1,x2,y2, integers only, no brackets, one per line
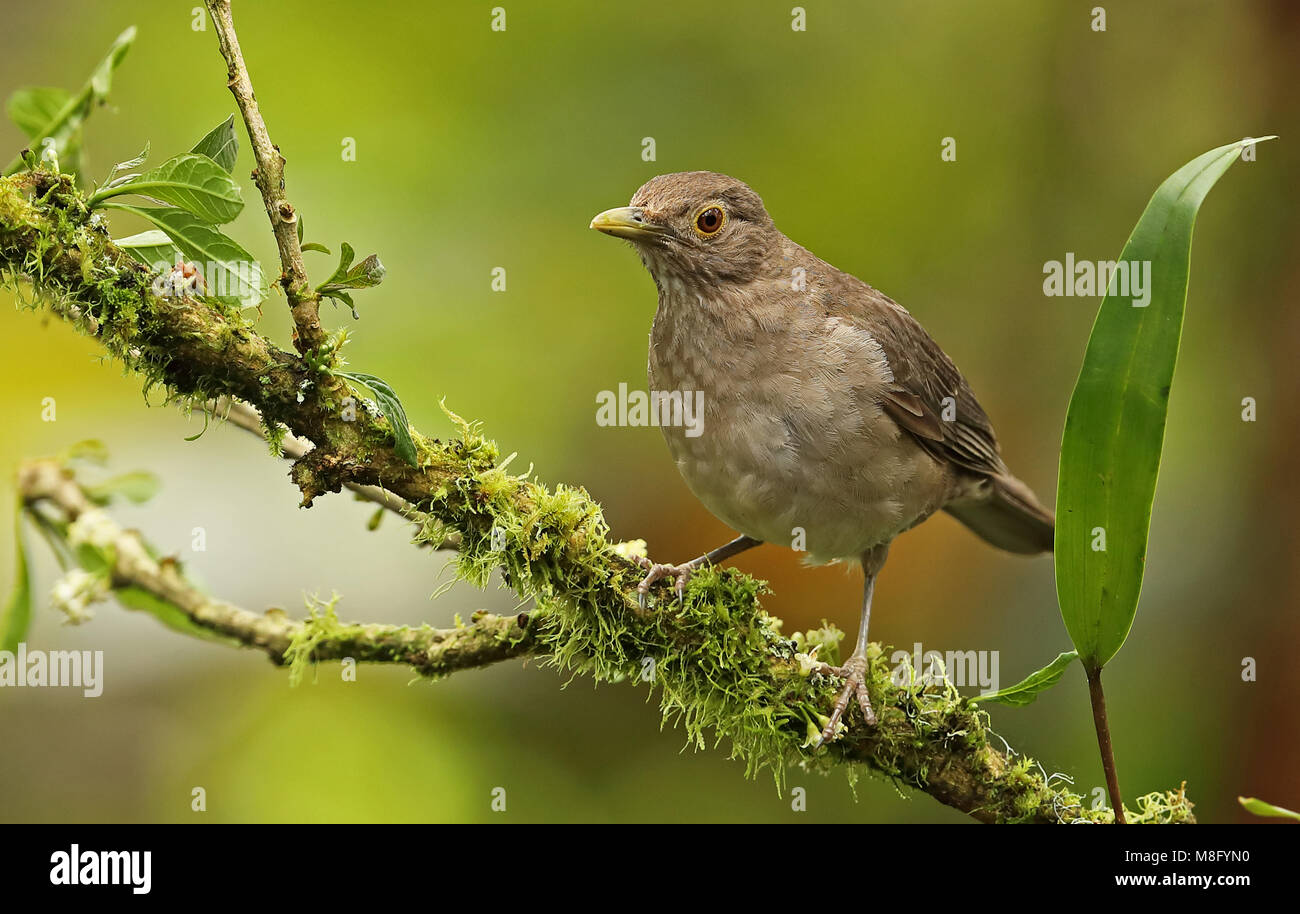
826,275,1007,478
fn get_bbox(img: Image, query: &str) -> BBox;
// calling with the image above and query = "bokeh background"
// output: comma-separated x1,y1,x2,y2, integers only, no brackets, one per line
1,0,1296,823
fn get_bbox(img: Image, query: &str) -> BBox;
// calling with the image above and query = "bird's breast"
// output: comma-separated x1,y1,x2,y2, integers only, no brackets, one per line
647,283,953,562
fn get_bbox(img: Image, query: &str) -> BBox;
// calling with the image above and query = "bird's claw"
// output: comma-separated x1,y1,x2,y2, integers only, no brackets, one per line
813,654,876,747
634,556,696,608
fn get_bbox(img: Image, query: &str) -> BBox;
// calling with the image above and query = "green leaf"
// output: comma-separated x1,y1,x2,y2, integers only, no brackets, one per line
301,242,331,255
114,229,184,269
102,142,150,188
114,585,243,646
2,26,136,177
317,242,385,316
190,114,239,173
1,509,33,654
84,471,162,505
60,439,110,465
7,87,88,182
1238,797,1300,822
970,651,1078,707
101,203,267,306
336,370,418,468
89,153,244,223
7,87,71,137
1055,137,1276,670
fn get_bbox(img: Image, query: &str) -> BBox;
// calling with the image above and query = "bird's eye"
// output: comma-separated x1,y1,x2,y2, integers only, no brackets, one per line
694,206,726,236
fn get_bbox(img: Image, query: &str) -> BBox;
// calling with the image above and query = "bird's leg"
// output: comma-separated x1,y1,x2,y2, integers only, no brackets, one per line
815,546,888,746
635,534,761,607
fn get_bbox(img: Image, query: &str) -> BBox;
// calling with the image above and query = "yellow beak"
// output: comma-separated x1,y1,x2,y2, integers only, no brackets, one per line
589,206,666,240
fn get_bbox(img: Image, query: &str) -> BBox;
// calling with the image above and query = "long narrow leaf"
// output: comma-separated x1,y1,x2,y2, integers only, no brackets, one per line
1,508,33,653
1056,137,1275,670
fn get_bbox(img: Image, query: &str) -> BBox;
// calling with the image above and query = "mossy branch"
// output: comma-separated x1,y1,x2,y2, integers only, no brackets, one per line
0,158,1193,826
17,458,535,676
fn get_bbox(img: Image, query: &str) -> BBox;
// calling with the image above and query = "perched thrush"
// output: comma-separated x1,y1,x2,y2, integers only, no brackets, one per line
591,172,1054,745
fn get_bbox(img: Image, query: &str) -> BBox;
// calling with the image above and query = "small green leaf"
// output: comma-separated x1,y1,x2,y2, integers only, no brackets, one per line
114,586,242,645
190,114,239,173
1,509,33,654
84,471,161,505
61,439,110,465
1056,137,1276,670
336,370,418,468
89,153,244,223
102,203,267,306
1238,797,1300,822
970,650,1078,707
2,26,136,177
7,87,71,137
102,142,150,188
317,242,385,316
114,230,183,269
7,87,90,182
301,242,331,255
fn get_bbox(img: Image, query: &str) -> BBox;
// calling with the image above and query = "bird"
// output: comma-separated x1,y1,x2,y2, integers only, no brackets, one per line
590,171,1054,746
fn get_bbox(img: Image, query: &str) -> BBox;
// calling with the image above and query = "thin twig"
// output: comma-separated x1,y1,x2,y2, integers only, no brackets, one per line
202,396,460,548
17,458,526,674
204,0,324,354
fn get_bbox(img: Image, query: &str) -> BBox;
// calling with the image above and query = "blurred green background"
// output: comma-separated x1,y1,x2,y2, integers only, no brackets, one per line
2,0,1297,823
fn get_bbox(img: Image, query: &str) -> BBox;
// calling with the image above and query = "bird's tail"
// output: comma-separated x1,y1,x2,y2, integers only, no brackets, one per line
944,473,1054,555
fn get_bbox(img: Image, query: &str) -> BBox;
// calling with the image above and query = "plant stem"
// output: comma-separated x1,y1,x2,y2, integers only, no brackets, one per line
1086,664,1127,823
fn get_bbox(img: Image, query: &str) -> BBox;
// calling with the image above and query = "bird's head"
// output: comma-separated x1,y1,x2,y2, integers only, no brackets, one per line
590,171,781,291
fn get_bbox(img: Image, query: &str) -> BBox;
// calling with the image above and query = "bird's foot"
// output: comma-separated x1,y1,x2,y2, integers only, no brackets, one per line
633,555,701,608
814,653,876,746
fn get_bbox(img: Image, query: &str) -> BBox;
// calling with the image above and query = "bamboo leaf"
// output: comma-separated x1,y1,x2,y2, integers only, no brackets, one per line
89,153,244,223
1238,797,1300,822
970,651,1078,707
1055,137,1276,670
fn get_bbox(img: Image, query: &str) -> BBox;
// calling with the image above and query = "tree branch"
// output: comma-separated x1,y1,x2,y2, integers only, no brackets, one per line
17,458,532,676
202,395,458,548
204,0,324,354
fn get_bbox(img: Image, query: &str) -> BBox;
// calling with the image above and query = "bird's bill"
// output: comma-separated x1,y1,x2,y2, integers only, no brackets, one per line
589,206,666,240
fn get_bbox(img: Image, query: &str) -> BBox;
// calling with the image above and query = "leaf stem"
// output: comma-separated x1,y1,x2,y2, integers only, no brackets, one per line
1086,664,1127,823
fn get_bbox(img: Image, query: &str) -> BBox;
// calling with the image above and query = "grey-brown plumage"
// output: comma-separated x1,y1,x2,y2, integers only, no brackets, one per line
591,171,1053,743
